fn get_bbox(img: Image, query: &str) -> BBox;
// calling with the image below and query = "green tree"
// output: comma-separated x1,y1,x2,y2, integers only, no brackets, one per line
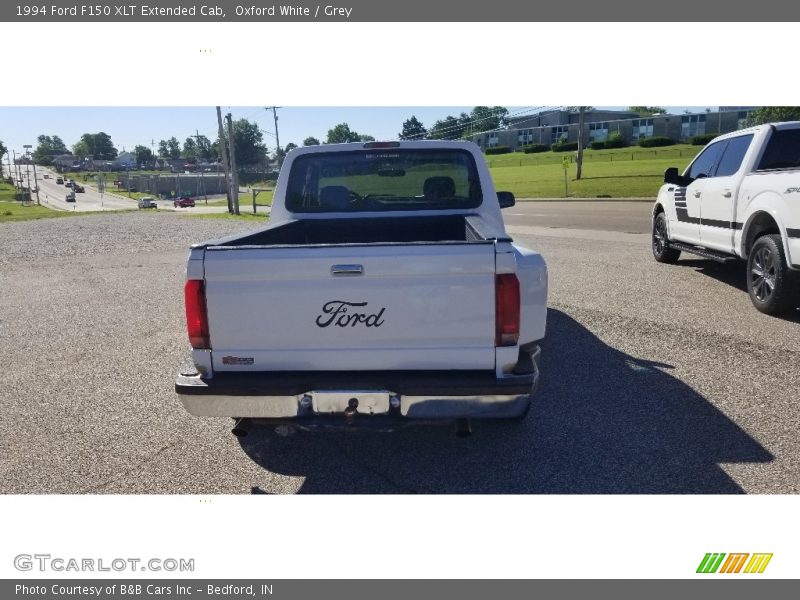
326,123,361,144
195,134,214,160
230,119,267,165
399,116,427,140
428,115,464,140
72,140,90,159
183,137,198,161
745,107,800,126
166,137,181,159
303,136,320,146
461,106,509,138
74,132,117,160
285,142,298,153
628,106,666,116
33,135,68,165
0,140,7,178
134,145,154,168
158,139,169,157
358,134,375,142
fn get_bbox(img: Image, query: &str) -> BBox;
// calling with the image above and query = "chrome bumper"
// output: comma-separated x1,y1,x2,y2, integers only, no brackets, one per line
176,346,540,422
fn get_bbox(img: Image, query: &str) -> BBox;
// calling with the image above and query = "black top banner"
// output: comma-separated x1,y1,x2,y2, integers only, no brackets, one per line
3,0,800,21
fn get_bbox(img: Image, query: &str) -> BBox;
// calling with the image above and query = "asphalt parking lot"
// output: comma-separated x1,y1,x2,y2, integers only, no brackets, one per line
1,205,799,494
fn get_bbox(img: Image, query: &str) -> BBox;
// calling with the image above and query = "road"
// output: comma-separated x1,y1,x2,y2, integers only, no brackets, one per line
0,204,798,494
22,167,232,213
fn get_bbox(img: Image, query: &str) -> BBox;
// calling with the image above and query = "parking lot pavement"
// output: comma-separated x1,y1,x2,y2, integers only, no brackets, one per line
0,208,798,494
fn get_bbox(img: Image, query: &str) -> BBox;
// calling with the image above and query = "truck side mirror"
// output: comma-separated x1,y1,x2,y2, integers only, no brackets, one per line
664,167,680,185
497,191,515,209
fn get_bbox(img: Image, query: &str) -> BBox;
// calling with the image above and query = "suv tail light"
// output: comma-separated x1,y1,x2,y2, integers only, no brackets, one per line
495,274,520,347
185,279,210,349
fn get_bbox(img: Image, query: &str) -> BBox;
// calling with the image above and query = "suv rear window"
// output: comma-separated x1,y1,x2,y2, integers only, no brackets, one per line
285,149,482,213
757,129,800,171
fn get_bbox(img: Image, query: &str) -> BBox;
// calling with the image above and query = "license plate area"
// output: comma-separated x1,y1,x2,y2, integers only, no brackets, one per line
311,391,391,415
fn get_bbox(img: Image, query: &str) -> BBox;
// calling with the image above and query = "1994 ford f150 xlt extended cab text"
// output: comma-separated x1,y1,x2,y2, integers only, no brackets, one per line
175,141,548,435
652,122,800,315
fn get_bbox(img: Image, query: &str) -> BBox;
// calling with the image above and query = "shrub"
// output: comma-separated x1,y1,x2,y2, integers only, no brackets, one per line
604,132,625,148
689,133,718,145
637,136,674,148
485,146,511,155
589,140,605,150
551,141,579,152
521,143,548,154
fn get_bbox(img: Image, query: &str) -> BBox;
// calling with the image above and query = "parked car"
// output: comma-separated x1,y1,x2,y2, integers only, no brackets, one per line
653,121,800,315
138,196,158,209
65,192,76,202
174,196,195,208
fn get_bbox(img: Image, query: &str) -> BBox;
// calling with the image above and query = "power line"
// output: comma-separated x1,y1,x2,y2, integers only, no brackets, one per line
401,106,562,141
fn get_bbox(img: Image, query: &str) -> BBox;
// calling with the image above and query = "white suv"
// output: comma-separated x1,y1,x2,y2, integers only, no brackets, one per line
137,197,157,209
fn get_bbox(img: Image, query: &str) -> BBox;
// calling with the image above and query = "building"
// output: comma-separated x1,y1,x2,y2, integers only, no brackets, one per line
472,108,758,151
111,152,137,169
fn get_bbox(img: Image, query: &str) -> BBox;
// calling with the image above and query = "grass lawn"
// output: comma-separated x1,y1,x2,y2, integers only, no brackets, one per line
488,146,697,198
0,182,17,202
485,144,700,168
204,189,274,207
0,199,77,222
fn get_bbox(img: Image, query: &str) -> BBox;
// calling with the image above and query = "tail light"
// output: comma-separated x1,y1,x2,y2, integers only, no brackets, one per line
495,274,520,347
185,279,210,349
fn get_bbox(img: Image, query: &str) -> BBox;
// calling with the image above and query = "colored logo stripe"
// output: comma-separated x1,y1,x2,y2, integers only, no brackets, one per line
719,553,749,573
697,553,772,574
744,553,773,574
697,553,726,573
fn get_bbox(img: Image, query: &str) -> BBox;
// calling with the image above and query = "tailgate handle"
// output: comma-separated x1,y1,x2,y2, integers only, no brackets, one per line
331,264,364,276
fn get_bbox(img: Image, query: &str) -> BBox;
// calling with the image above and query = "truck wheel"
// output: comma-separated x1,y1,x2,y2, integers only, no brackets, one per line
747,234,797,315
652,212,680,263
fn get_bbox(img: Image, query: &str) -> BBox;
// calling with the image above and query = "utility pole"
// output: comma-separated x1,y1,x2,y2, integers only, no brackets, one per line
216,106,233,213
29,152,41,205
193,129,208,203
226,113,240,215
12,150,19,189
267,106,282,169
576,106,586,180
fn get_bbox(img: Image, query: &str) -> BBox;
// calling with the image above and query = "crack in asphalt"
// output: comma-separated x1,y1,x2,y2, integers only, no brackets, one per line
83,441,180,493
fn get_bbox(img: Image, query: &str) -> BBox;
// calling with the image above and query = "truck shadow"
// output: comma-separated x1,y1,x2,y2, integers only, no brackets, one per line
238,309,773,493
676,258,800,319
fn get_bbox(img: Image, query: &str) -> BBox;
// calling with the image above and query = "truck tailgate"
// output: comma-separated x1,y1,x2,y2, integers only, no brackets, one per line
203,243,498,371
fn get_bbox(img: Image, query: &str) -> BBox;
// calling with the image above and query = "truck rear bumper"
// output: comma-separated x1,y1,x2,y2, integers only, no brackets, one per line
176,347,540,421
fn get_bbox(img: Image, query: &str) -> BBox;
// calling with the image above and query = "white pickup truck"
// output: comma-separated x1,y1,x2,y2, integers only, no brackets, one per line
652,122,800,314
175,141,548,435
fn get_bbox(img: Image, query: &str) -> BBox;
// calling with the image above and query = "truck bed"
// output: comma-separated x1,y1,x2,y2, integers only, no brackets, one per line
198,215,510,248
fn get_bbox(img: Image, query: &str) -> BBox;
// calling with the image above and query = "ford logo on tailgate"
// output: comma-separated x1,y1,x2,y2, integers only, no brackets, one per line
316,301,386,328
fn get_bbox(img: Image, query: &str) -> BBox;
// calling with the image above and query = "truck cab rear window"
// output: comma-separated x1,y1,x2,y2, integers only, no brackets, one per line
285,149,483,212
757,129,800,171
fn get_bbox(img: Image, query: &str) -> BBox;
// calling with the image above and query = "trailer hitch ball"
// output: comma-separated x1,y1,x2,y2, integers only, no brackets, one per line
344,398,359,423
